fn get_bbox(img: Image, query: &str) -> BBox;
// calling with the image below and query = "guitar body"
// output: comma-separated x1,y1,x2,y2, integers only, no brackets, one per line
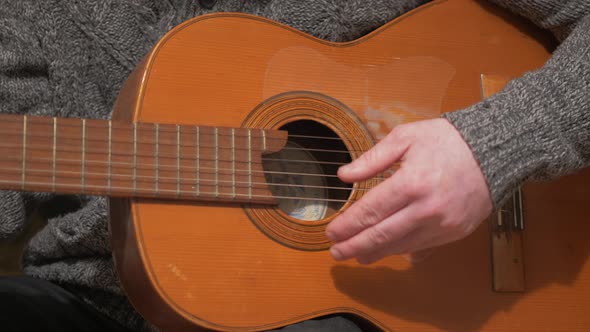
108,0,590,331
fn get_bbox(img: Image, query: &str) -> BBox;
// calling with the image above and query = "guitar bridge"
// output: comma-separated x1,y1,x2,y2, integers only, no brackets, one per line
489,188,526,292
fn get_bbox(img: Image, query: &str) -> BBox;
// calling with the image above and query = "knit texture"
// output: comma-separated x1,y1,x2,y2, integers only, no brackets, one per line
443,1,590,206
0,0,588,330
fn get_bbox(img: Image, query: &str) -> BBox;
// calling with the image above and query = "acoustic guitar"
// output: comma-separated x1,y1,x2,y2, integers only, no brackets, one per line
2,0,590,330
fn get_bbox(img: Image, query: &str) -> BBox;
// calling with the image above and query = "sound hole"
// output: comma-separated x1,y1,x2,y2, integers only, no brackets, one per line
262,120,352,221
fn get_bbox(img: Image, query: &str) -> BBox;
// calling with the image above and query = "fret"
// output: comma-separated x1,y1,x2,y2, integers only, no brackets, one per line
231,128,236,199
81,119,87,193
176,124,181,197
132,122,137,195
52,117,57,192
154,123,159,196
108,120,112,194
261,129,267,152
247,128,252,200
0,113,281,205
214,127,219,198
21,115,27,190
195,126,200,197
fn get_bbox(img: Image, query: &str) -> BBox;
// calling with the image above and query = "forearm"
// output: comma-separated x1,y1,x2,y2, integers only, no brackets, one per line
487,0,590,40
443,13,590,207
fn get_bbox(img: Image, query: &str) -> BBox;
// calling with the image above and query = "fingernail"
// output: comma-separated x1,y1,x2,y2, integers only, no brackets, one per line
330,246,343,260
338,163,355,175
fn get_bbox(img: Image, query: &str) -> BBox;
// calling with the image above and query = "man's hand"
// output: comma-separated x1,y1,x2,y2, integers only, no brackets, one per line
326,118,493,264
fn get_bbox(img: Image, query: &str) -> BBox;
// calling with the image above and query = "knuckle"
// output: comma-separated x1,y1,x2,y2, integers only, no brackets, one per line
368,226,390,246
363,147,382,166
405,180,426,199
403,170,443,200
388,246,408,256
402,172,426,196
421,198,446,220
355,202,381,229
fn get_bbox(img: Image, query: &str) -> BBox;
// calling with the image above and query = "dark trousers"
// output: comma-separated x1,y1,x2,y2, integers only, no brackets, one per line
0,276,131,332
0,276,360,332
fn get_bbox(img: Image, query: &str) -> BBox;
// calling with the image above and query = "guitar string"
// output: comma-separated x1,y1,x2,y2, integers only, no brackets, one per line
0,147,398,185
0,130,360,156
0,129,401,170
0,151,391,188
0,164,375,193
287,133,343,141
0,154,389,181
0,118,353,143
0,120,394,195
0,125,362,154
0,141,356,168
0,177,357,203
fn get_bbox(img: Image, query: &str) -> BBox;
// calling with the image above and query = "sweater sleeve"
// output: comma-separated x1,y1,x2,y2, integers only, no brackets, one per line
442,5,590,207
486,0,590,41
0,2,52,239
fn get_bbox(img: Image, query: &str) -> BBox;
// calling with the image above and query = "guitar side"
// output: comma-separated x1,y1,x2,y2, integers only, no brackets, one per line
109,1,590,331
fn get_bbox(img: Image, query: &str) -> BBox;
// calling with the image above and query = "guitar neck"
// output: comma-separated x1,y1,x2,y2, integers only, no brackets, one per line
0,114,286,204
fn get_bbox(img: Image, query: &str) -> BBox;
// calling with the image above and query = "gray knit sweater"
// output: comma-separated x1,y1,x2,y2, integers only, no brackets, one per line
0,0,588,331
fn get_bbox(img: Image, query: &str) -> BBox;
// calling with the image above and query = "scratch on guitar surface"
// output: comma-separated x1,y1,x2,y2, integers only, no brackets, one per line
167,263,188,281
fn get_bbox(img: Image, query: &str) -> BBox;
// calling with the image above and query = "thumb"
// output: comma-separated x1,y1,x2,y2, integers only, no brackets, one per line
338,127,411,182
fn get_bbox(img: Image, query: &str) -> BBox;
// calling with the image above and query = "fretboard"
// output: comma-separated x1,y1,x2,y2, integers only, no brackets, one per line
0,114,287,204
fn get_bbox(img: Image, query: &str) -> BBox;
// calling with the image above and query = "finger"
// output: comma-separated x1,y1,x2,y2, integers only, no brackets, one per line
402,248,435,264
326,171,408,242
329,206,417,261
338,127,410,183
355,224,427,264
357,243,437,265
363,223,455,262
